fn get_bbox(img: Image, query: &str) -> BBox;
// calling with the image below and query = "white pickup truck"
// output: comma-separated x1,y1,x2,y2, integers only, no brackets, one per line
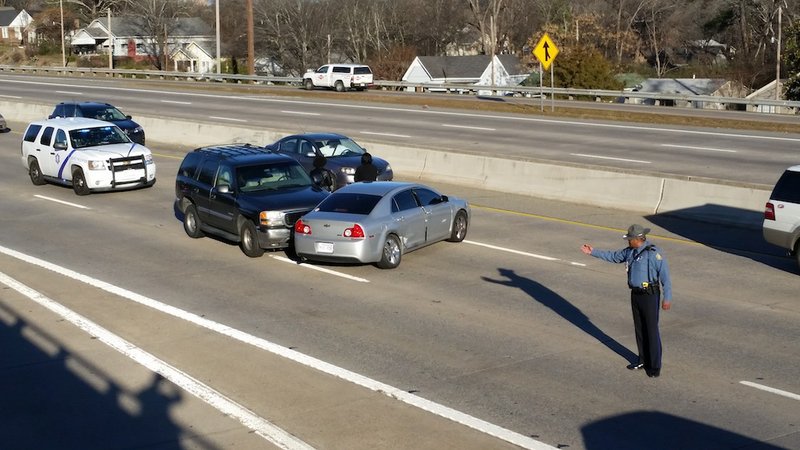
303,64,373,92
21,117,156,195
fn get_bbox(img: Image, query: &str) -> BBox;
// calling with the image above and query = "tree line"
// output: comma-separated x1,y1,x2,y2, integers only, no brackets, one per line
7,0,800,93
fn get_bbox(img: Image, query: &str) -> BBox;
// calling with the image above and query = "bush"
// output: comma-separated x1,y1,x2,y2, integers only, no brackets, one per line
548,46,623,91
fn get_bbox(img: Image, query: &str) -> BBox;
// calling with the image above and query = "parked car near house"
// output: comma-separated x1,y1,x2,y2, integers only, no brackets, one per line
49,101,145,145
294,181,470,269
21,117,155,195
302,64,373,92
175,143,329,256
265,133,392,191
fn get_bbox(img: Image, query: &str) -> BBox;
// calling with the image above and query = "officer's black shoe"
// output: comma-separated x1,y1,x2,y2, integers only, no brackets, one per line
627,362,645,370
647,369,661,378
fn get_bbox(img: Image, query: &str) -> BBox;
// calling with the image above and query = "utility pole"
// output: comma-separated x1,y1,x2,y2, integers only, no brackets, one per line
215,0,221,74
246,0,255,75
59,0,65,67
776,4,782,101
107,8,112,69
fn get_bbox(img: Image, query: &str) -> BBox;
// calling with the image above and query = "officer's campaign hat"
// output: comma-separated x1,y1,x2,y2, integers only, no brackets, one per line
623,224,650,239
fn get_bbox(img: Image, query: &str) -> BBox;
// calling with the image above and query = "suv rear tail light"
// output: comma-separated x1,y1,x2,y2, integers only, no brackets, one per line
295,219,311,235
765,202,776,221
343,224,365,238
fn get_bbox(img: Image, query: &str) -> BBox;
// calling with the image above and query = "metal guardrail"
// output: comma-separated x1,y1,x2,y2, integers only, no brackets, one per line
2,64,798,112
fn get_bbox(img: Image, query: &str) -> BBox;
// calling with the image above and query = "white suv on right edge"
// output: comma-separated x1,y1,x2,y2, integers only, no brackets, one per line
763,165,800,269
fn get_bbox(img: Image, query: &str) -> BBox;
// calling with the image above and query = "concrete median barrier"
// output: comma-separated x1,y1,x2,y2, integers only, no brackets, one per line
3,99,770,226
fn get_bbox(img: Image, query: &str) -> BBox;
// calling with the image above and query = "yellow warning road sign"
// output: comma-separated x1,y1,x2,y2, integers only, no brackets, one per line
533,33,559,71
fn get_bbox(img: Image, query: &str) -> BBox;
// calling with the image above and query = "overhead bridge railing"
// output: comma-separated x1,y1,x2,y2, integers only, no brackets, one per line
2,64,797,113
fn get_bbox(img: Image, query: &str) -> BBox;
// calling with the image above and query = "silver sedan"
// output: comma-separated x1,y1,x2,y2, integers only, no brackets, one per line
294,181,470,269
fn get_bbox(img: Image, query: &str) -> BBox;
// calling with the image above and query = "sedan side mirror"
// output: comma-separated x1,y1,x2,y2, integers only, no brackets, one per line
440,195,449,203
126,115,132,120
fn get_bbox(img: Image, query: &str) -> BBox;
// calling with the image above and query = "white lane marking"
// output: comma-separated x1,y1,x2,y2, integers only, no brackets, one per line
740,381,800,401
4,77,798,143
161,100,192,105
34,195,90,210
0,271,315,450
209,116,247,123
442,124,497,131
55,90,82,95
661,144,737,153
465,240,586,267
0,244,554,450
360,131,411,138
281,110,321,116
0,94,22,99
571,153,651,164
270,255,369,283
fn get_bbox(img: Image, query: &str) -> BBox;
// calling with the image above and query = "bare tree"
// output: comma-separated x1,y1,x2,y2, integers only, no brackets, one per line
59,0,124,23
466,0,506,54
121,0,193,70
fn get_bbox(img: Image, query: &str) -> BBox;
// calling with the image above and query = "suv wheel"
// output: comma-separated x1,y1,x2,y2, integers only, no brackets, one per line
183,204,204,238
29,159,46,185
334,80,345,92
72,168,91,196
304,79,314,90
240,220,265,257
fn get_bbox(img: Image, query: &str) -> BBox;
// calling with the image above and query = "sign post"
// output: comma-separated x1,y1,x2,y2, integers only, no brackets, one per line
532,33,559,112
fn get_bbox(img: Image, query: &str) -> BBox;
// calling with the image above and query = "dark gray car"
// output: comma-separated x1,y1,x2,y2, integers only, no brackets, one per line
266,133,393,190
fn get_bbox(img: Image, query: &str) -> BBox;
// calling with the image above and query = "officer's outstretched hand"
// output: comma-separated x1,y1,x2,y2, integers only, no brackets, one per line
662,299,672,311
581,244,593,255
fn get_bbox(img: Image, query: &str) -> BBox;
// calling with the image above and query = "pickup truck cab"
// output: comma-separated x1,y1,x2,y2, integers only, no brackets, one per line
303,64,373,92
21,117,156,195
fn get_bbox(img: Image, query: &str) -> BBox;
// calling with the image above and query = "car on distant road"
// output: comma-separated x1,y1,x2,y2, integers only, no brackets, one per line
763,165,800,270
175,144,330,256
294,181,469,269
21,117,155,195
266,133,392,191
302,64,373,92
49,101,145,145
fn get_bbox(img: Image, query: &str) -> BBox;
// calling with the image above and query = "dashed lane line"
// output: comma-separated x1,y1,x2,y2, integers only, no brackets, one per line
34,195,90,210
740,381,800,401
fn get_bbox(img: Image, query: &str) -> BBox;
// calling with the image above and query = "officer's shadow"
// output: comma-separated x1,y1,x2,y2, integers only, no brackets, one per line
482,268,637,363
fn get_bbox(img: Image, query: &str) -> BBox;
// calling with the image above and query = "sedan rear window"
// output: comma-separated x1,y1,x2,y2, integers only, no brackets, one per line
316,193,381,215
770,170,800,203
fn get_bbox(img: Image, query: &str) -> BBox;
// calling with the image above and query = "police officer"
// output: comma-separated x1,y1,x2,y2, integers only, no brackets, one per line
580,224,672,378
354,152,378,182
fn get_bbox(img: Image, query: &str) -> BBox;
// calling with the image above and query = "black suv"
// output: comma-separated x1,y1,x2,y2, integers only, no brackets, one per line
49,101,145,145
175,144,330,257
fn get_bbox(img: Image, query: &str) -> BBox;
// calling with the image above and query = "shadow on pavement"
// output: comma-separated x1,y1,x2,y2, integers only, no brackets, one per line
482,268,638,364
582,411,786,450
646,204,798,275
0,302,219,450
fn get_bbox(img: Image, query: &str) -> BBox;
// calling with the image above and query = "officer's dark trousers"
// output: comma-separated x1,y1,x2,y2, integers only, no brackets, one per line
630,289,662,370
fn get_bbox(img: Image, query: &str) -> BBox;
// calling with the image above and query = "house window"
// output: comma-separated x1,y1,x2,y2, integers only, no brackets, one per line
1,28,8,39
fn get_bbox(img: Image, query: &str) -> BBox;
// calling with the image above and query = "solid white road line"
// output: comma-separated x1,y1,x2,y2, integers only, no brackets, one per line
34,195,90,210
442,124,497,131
270,255,370,283
55,90,82,95
740,381,800,401
161,100,193,105
281,110,321,116
465,240,586,267
571,153,651,164
0,94,22,99
661,144,737,153
360,131,411,138
0,244,554,450
208,116,247,122
0,271,315,450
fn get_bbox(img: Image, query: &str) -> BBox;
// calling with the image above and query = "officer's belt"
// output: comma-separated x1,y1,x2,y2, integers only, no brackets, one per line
631,284,660,295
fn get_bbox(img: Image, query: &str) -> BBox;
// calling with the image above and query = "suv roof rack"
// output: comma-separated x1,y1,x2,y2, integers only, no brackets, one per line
192,143,271,158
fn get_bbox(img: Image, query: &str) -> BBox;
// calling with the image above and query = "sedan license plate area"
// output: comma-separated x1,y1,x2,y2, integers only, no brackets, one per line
316,242,334,254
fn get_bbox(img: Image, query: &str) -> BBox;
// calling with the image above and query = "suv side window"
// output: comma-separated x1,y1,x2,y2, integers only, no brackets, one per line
332,66,350,74
771,171,800,203
24,124,42,142
392,189,419,212
216,165,233,188
316,66,328,74
197,159,218,186
178,152,203,178
40,127,54,146
54,129,68,148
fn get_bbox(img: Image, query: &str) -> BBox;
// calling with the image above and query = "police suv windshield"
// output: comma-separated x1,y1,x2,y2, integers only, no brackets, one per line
69,125,131,148
236,162,313,192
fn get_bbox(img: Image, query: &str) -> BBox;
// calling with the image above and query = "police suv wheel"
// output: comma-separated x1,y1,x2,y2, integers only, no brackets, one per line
183,204,204,238
240,221,265,258
28,159,46,185
72,168,90,196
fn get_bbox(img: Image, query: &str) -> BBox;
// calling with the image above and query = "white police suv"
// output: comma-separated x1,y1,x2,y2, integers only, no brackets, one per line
21,117,156,195
763,165,800,270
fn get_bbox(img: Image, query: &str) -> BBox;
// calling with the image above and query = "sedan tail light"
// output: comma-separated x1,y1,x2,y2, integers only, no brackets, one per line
343,224,365,239
765,202,776,221
295,219,311,235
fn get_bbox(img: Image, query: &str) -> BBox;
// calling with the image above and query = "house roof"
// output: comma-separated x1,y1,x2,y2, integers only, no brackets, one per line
416,55,525,80
0,7,20,27
90,16,213,38
638,78,728,95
